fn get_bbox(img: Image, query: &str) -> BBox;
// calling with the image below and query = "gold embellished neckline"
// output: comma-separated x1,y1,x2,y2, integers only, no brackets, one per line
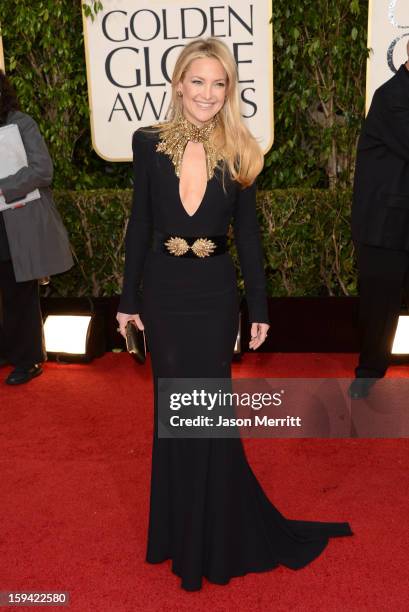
155,114,223,180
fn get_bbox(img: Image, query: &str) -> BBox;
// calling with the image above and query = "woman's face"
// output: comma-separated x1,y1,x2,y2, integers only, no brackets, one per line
177,57,227,127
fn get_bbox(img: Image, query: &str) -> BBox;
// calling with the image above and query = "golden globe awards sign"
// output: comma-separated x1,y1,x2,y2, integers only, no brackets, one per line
82,0,273,161
366,0,409,112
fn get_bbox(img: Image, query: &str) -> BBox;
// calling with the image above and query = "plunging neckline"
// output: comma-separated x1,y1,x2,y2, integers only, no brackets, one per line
177,143,210,218
178,175,210,218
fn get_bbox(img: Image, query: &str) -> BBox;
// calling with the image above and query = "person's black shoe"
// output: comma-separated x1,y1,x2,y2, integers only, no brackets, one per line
5,364,43,385
348,377,378,400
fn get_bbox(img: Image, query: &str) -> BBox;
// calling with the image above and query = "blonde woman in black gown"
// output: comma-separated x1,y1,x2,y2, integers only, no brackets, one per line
117,37,352,592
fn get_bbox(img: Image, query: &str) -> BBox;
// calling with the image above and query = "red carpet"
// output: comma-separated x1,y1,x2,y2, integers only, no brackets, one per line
1,353,409,611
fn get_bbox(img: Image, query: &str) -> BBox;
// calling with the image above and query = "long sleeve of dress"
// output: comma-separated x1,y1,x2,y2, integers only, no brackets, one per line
232,180,270,324
0,114,53,202
118,129,152,314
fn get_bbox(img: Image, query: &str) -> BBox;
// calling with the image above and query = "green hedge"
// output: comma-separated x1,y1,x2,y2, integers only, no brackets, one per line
256,188,356,296
48,189,356,299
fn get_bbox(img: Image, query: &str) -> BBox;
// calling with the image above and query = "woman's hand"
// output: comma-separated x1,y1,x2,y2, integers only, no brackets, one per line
116,312,144,338
249,322,270,350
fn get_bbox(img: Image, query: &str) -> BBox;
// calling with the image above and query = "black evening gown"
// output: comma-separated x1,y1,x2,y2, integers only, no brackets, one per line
119,127,353,591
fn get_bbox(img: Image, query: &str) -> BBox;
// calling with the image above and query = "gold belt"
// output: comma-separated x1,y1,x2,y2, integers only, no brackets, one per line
154,232,228,258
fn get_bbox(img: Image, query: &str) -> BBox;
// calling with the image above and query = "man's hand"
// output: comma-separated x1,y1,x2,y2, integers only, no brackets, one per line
249,322,270,350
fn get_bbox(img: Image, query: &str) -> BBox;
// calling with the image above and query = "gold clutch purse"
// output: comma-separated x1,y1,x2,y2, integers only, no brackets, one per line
125,321,146,364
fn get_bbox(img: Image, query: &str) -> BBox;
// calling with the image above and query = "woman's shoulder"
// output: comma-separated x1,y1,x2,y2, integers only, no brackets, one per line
132,124,161,149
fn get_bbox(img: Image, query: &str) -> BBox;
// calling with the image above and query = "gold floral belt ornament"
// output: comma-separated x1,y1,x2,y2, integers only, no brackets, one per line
153,232,227,258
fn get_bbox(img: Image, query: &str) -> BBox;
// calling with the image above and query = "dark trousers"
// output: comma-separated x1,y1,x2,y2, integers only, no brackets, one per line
355,243,409,377
0,260,46,367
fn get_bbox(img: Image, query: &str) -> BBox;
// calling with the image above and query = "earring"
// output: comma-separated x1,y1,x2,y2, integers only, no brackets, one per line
177,91,182,97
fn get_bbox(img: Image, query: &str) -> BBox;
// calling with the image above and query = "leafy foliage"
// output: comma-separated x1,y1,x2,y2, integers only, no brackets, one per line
253,188,356,296
265,0,369,190
81,1,103,21
0,0,131,190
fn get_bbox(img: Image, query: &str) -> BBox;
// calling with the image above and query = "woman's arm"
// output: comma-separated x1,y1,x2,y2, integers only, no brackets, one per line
232,180,270,325
0,114,53,202
118,128,153,315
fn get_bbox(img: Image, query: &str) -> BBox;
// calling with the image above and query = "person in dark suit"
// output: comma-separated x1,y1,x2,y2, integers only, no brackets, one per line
350,45,409,398
0,70,73,385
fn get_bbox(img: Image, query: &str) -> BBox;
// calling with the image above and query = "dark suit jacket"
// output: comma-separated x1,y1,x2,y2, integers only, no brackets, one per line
352,64,409,249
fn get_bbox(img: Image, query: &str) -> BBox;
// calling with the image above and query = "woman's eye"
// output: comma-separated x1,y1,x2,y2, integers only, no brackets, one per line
191,80,225,87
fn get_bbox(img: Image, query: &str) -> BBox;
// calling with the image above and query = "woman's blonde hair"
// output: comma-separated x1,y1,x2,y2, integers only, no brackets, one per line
146,37,264,188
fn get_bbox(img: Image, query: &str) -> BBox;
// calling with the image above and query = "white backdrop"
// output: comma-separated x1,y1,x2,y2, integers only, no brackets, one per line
366,0,409,112
82,0,273,161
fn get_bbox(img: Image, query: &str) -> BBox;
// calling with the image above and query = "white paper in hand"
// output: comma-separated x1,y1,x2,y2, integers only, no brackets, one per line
0,123,41,212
